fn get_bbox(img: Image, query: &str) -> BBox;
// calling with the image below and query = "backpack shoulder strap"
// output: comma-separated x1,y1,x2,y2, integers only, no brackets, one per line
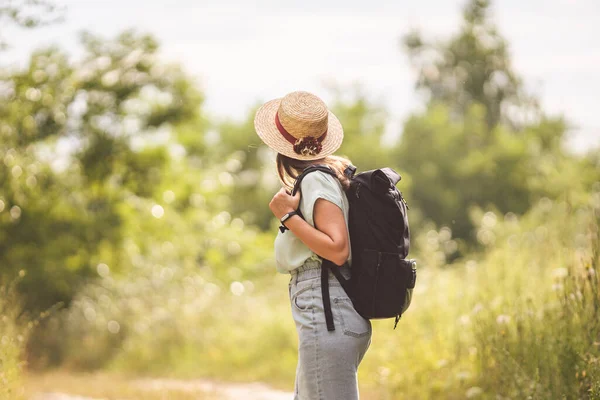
288,164,337,228
291,164,337,196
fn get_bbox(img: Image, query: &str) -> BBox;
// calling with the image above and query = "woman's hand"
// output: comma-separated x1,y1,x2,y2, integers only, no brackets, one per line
269,188,301,220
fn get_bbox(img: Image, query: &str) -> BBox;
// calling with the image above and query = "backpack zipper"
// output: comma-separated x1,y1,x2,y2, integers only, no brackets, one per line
400,192,410,210
372,252,382,315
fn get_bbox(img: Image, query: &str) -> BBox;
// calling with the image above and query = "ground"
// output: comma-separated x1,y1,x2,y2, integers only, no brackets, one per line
25,372,293,400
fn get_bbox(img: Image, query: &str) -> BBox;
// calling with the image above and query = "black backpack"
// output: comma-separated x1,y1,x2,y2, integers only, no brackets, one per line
291,164,416,330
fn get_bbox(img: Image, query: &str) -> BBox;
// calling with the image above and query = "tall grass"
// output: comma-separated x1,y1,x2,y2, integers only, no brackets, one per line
358,199,600,399
51,197,600,399
0,273,28,400
469,204,600,399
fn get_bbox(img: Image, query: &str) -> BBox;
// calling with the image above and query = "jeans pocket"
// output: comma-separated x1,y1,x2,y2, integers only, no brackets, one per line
291,285,314,312
334,297,371,338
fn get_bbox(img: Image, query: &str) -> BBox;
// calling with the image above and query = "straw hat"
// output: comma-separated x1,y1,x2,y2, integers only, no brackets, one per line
254,91,344,160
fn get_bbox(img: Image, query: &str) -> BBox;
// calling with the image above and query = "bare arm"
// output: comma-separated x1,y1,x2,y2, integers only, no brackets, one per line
281,199,349,265
269,188,350,266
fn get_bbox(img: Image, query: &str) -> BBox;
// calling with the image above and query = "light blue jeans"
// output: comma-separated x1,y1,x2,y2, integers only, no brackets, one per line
288,259,372,400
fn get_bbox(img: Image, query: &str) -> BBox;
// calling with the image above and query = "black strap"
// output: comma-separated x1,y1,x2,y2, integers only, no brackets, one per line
282,165,336,226
326,259,352,297
291,164,337,196
279,210,300,233
321,259,352,332
321,264,335,331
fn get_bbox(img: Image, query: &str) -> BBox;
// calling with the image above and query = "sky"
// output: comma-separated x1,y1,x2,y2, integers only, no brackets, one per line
5,0,600,152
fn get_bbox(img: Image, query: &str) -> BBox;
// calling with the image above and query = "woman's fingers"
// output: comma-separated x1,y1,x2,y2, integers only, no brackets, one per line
269,187,301,219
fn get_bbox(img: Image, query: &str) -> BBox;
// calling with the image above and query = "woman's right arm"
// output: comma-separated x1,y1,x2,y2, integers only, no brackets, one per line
270,187,349,266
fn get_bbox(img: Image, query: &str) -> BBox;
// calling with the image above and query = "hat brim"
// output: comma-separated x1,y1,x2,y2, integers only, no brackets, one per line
254,98,344,161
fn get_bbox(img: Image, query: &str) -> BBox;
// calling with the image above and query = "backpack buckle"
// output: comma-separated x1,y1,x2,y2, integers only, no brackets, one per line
343,164,357,179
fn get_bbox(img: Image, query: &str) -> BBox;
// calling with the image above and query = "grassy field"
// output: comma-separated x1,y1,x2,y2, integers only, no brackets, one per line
5,199,600,400
49,199,599,399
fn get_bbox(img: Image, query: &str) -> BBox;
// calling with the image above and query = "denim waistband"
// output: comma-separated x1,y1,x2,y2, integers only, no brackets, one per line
290,258,351,285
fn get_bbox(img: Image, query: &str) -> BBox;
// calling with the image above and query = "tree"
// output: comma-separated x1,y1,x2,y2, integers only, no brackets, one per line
329,86,393,171
0,0,63,50
395,0,593,244
403,0,536,130
0,30,203,313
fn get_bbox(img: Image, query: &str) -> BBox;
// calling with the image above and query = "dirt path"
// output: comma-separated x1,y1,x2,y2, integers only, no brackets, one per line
31,395,99,400
133,378,292,399
31,377,293,400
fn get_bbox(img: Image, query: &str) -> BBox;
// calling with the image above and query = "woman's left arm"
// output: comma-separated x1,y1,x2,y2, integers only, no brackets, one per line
270,188,349,266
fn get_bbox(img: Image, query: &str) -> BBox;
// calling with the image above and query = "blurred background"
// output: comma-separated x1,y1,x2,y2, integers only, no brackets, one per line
1,0,599,399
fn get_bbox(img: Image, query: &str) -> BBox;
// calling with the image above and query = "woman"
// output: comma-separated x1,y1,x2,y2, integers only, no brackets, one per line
254,91,372,400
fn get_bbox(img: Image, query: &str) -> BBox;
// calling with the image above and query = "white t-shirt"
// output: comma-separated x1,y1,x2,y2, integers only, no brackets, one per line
274,170,352,274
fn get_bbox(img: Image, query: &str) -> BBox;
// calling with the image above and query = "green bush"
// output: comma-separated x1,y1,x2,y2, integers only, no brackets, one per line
51,194,288,381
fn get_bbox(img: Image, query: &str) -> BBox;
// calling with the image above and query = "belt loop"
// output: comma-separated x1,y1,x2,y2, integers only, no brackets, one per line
290,271,297,286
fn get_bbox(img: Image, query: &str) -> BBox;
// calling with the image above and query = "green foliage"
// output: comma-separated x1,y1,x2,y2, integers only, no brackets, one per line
1,2,600,399
395,0,598,243
0,0,63,50
0,30,204,314
48,188,600,399
50,180,282,375
403,0,534,130
0,274,29,400
357,196,600,399
209,109,277,230
0,48,74,146
0,0,61,27
328,86,393,171
468,202,600,398
395,104,593,242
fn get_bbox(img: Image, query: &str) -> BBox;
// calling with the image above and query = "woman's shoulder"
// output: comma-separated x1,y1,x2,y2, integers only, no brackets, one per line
300,169,340,192
300,171,343,196
299,169,346,218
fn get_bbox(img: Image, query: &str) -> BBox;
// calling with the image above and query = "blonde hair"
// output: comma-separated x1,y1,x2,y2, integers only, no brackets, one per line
276,153,353,193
